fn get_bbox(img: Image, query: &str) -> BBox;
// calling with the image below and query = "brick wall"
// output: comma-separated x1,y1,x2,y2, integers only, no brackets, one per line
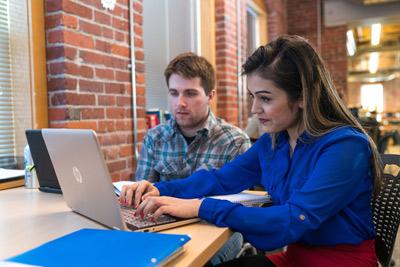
214,0,249,127
285,0,348,98
215,0,247,127
45,0,146,181
265,0,286,41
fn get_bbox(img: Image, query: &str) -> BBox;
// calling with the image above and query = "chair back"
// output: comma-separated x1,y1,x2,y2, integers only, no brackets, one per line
372,154,400,267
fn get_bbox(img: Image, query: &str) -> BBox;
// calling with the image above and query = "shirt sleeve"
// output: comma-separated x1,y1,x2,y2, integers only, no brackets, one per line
155,135,268,198
134,134,160,182
198,135,372,250
228,135,252,161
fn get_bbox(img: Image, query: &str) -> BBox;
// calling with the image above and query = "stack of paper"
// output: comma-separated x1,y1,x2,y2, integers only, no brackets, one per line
0,169,25,190
208,192,271,207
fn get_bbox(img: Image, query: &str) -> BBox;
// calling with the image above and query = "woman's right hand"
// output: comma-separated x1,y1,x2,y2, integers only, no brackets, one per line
119,180,160,208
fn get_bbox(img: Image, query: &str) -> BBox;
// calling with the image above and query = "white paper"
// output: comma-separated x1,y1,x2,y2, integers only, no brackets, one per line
0,169,24,180
113,181,134,196
207,192,271,206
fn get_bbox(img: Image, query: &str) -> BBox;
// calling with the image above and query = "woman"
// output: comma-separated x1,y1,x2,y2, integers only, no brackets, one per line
121,35,382,267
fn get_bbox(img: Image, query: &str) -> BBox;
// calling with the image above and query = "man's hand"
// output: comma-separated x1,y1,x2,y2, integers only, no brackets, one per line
120,180,160,208
136,196,203,220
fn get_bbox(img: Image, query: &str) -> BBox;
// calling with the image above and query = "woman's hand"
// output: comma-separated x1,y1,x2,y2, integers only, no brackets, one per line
120,180,160,208
136,196,203,220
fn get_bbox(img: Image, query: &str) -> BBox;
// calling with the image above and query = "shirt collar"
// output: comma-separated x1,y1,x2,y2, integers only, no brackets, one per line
162,110,216,140
276,130,315,146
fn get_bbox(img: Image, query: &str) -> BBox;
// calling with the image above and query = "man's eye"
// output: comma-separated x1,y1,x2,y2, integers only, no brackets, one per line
187,92,197,97
169,91,178,96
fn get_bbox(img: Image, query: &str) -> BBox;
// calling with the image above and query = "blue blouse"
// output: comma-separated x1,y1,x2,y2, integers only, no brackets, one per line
155,126,375,250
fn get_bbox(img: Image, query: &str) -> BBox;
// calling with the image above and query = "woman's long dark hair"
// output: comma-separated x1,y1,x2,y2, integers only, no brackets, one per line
243,35,382,196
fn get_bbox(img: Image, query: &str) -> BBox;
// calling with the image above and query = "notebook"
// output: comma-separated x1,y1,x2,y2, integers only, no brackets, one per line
208,192,271,207
6,228,191,267
25,130,62,194
114,181,272,207
39,128,199,232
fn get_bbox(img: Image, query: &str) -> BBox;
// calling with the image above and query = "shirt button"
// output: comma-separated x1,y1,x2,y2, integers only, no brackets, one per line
299,214,306,221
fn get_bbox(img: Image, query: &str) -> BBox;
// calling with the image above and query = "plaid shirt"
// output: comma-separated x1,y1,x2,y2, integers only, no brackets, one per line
135,112,251,182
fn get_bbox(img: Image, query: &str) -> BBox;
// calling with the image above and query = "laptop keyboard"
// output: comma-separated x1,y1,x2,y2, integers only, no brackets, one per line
120,206,177,228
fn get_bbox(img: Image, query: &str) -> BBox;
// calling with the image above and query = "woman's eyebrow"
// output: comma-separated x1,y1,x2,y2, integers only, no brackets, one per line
255,90,272,95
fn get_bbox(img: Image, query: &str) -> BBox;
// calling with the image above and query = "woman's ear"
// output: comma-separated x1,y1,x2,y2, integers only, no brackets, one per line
298,98,304,109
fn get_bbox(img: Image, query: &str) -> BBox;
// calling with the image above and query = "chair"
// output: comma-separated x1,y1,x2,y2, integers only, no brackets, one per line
372,154,400,267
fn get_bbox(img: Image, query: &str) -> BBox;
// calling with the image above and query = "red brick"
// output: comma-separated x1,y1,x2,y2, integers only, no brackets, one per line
106,107,125,119
80,50,104,65
134,37,143,48
65,121,98,131
102,147,120,160
47,30,64,44
98,95,116,106
46,1,62,12
95,11,111,25
95,40,111,53
135,73,145,84
79,20,102,36
79,79,104,93
133,2,143,13
119,144,133,157
115,31,125,42
107,160,126,173
111,43,130,57
51,92,96,106
47,77,77,91
112,17,129,32
64,30,94,49
102,27,114,39
133,13,142,25
81,108,105,119
95,68,115,79
105,83,126,94
116,96,131,107
48,108,69,121
63,1,93,20
46,46,77,61
115,71,131,82
98,120,115,133
46,14,72,29
116,120,132,131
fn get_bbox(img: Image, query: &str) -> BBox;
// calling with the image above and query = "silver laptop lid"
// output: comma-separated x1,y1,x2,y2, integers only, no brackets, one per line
42,129,126,230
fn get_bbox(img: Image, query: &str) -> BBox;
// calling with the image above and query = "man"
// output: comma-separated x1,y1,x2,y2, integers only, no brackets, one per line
135,52,250,182
135,52,251,265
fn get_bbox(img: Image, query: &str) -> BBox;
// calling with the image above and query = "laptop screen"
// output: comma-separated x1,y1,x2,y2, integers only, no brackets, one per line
25,130,62,194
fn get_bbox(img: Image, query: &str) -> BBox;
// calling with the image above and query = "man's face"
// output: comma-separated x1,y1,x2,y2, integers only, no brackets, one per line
168,74,215,132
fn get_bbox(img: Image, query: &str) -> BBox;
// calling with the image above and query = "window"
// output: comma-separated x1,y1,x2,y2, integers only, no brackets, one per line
0,0,34,168
143,0,200,112
246,6,260,56
361,83,384,113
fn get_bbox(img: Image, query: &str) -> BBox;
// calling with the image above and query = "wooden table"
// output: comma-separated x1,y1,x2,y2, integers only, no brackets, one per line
0,187,231,267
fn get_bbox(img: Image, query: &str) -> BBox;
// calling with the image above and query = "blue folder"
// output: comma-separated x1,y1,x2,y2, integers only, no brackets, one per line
7,228,191,267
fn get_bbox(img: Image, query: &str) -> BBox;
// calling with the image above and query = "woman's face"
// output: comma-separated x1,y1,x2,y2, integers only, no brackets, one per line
247,74,303,135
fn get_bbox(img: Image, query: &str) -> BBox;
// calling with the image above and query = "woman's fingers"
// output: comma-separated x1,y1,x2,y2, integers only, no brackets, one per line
120,183,139,206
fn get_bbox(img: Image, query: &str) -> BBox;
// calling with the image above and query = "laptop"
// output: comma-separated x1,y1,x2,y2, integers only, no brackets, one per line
25,130,62,194
37,128,199,232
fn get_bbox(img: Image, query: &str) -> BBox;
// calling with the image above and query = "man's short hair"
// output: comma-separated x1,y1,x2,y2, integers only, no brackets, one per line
164,52,215,95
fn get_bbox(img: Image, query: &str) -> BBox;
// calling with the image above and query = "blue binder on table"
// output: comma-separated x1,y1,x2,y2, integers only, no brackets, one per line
6,228,191,267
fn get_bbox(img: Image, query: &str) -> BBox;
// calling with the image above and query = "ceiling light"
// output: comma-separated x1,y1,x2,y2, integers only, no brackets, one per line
346,30,356,56
368,52,379,74
371,23,381,46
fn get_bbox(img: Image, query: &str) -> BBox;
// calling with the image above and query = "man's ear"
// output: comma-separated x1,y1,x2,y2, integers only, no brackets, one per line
208,89,216,102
